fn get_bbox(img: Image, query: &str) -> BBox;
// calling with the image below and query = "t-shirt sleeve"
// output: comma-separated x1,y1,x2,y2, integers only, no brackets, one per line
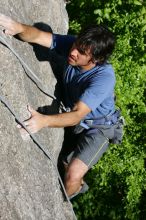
50,34,76,57
79,71,115,111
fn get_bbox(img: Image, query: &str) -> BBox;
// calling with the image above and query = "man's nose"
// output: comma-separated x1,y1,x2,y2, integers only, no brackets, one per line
70,48,78,57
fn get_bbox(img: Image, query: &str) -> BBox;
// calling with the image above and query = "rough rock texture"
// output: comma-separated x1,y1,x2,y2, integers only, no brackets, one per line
0,1,75,220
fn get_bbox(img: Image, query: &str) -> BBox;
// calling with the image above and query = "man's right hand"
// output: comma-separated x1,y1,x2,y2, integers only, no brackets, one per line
0,13,52,47
0,13,23,36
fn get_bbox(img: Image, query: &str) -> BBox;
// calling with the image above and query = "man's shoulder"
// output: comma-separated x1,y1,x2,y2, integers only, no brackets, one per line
50,34,76,56
89,63,115,85
89,63,114,77
52,34,76,46
97,63,114,72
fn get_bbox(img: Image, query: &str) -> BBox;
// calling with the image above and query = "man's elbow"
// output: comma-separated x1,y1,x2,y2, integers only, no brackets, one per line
71,111,86,126
70,101,91,126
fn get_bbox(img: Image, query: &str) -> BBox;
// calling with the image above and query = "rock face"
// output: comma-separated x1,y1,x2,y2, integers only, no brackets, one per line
0,1,75,219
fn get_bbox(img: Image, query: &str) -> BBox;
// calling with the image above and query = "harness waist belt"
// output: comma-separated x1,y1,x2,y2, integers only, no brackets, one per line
84,110,121,127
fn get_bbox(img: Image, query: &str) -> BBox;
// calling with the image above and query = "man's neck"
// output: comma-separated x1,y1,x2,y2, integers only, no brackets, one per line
80,63,96,72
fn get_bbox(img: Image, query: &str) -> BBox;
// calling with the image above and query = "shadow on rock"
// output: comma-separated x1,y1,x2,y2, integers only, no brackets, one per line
30,22,66,104
37,99,61,115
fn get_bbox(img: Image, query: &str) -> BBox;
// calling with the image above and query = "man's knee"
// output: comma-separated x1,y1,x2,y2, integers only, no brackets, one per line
65,158,88,183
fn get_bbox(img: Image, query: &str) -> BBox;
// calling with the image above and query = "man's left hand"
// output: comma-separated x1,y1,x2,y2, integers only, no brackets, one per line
17,105,48,134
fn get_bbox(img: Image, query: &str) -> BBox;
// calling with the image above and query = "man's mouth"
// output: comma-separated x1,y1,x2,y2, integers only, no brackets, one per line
68,56,76,62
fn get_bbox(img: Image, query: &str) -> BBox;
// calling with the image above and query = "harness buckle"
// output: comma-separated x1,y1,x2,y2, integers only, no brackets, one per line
118,116,126,125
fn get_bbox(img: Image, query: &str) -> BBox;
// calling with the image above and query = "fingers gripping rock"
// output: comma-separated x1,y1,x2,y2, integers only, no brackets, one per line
0,13,22,36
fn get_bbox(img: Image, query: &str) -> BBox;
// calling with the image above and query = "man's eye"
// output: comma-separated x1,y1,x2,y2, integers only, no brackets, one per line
78,48,85,55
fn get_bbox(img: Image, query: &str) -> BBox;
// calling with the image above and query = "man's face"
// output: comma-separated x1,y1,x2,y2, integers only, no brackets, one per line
68,43,96,71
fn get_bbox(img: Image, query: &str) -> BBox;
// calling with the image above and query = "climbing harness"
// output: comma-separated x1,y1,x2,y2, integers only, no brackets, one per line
0,34,77,220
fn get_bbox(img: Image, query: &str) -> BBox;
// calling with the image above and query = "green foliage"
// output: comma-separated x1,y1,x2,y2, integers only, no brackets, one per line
67,0,146,219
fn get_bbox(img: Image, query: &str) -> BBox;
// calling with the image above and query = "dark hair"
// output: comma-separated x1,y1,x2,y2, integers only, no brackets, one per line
75,25,116,64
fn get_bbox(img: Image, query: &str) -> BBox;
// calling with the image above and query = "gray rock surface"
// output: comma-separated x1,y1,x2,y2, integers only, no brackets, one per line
0,1,75,219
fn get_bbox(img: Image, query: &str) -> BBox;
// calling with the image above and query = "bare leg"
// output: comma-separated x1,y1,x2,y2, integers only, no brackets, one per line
64,158,88,197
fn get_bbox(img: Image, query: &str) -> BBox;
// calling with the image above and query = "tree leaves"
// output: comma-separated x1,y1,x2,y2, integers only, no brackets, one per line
67,1,146,219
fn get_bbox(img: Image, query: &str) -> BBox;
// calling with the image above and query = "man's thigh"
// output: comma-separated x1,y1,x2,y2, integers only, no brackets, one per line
71,128,109,169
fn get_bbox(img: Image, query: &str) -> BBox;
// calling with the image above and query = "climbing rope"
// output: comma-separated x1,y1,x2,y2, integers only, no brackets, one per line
0,94,77,220
0,35,77,220
0,35,66,112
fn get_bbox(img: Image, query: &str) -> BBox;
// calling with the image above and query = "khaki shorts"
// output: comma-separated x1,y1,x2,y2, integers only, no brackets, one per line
60,126,112,169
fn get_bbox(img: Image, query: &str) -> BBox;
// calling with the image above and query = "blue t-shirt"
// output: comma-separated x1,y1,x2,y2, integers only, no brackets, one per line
51,34,115,122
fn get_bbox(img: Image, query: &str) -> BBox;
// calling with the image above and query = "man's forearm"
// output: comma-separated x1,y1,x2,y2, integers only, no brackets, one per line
46,111,82,128
0,14,52,48
23,101,90,133
18,24,53,47
18,24,41,43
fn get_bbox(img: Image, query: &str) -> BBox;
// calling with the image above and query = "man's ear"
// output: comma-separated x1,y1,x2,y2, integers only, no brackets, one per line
89,57,97,64
90,58,98,64
94,56,104,65
93,59,98,64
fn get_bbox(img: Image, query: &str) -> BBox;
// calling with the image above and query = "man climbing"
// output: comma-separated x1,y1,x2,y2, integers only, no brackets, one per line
0,14,123,199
